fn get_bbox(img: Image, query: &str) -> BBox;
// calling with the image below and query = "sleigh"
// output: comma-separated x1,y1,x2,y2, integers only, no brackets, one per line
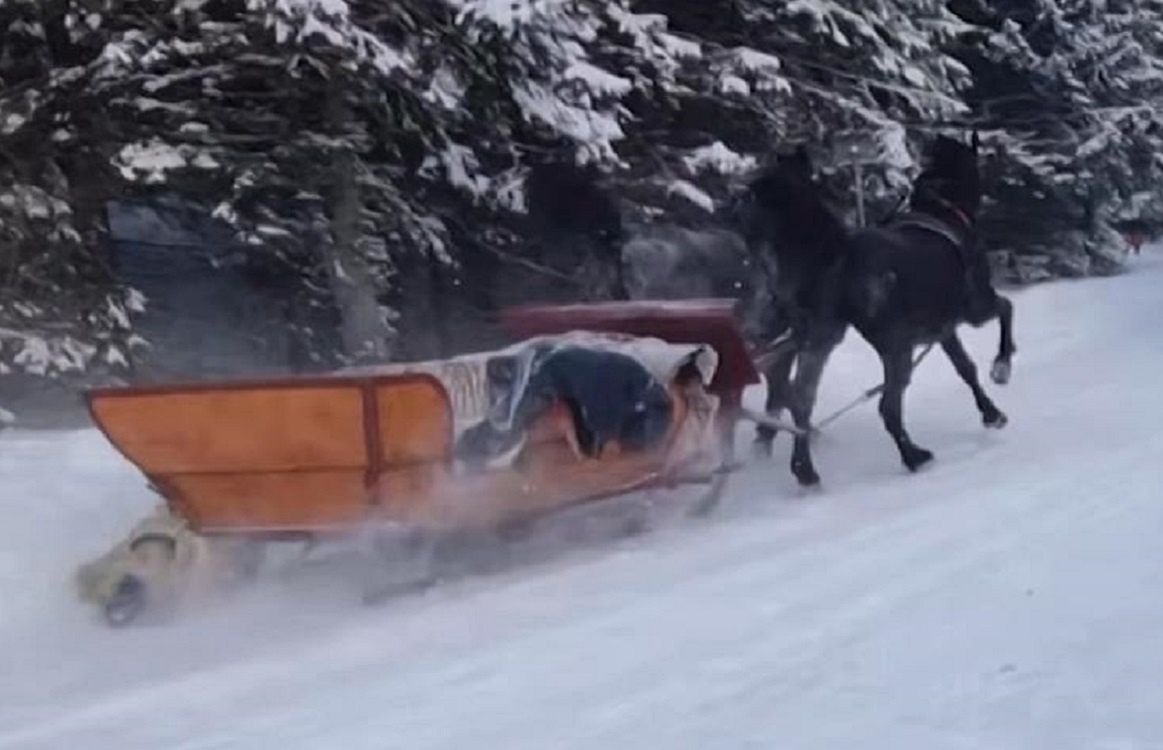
81,300,761,625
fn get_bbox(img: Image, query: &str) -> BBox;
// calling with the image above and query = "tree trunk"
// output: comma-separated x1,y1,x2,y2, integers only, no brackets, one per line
322,86,391,364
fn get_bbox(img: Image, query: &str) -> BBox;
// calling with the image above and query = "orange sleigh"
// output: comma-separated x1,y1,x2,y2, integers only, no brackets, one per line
87,300,761,541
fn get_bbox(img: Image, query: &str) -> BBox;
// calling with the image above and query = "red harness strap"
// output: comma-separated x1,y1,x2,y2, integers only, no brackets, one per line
937,197,972,229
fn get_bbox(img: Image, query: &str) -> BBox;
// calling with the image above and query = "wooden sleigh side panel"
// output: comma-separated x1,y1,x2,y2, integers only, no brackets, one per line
87,375,453,533
89,366,710,535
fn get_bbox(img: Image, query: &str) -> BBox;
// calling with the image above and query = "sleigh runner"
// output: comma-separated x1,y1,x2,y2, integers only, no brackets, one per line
79,300,760,625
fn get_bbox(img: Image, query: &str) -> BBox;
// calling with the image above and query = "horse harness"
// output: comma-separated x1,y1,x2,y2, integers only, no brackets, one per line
883,188,977,270
890,210,968,247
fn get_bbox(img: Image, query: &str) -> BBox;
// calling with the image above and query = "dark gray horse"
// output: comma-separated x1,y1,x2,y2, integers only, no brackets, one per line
525,157,782,347
732,137,1016,486
620,222,775,338
525,161,772,317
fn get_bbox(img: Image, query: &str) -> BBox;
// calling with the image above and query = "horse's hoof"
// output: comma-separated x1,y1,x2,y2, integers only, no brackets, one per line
795,473,821,488
990,359,1012,385
752,438,774,460
983,410,1008,429
903,447,935,472
792,460,820,487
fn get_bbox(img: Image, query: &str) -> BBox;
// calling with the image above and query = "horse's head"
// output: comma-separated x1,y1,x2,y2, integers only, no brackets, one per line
725,146,826,250
718,146,848,334
911,133,982,225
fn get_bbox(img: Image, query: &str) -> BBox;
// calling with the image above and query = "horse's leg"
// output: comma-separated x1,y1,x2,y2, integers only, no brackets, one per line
787,341,837,487
754,347,797,457
878,345,933,472
990,294,1016,385
941,333,1007,428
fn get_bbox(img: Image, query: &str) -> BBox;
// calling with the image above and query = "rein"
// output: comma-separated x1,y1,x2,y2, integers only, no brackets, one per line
812,342,936,432
741,342,937,438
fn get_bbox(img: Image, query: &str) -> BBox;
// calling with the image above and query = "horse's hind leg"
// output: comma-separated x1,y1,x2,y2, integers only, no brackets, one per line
941,333,1007,429
990,294,1016,385
878,346,933,472
754,347,797,457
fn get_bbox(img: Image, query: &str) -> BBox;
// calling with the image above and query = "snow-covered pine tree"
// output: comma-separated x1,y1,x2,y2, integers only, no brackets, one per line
954,0,1163,280
0,0,141,379
91,0,429,364
732,0,973,221
0,0,597,369
568,0,976,227
3,0,1157,408
443,0,668,296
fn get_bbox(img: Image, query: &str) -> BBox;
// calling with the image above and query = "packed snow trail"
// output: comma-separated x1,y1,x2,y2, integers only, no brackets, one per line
2,255,1162,749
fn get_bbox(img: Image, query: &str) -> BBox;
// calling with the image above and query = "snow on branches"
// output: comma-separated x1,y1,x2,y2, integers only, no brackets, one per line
2,0,1159,386
248,0,409,74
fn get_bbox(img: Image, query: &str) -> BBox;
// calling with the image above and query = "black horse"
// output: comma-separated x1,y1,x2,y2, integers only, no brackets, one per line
733,136,1016,486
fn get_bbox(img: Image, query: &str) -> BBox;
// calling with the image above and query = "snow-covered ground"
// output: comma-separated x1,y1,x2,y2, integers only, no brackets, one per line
2,253,1162,749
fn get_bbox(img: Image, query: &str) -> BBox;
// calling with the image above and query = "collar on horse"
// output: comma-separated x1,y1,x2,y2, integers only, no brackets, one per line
931,194,973,230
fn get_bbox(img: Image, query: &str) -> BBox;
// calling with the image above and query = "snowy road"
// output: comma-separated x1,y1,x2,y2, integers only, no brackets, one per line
2,255,1162,749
